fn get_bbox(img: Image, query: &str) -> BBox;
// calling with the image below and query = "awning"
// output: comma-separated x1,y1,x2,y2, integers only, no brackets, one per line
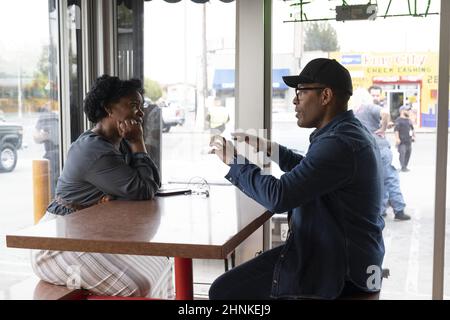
144,0,234,3
213,69,291,91
117,0,235,9
118,1,235,10
213,69,235,90
272,68,290,90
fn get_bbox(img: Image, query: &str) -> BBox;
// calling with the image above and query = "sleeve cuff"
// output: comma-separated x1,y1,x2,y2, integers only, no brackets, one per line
132,152,150,160
225,163,244,185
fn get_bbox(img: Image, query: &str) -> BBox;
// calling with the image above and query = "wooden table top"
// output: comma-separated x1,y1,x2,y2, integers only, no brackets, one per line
6,186,272,259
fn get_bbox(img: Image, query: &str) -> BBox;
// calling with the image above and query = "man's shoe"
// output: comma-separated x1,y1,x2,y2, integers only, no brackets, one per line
401,168,410,172
394,211,411,221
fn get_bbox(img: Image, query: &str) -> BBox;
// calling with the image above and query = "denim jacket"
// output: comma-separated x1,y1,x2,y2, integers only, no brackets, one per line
225,110,385,299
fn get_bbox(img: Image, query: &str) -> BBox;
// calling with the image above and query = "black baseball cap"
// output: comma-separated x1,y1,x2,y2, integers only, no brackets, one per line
282,58,353,95
399,105,411,111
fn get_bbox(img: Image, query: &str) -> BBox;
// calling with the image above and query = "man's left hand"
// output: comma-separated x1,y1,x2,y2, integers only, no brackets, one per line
209,135,237,165
374,129,385,138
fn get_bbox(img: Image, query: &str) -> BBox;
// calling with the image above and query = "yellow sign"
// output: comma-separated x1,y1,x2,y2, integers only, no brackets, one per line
329,51,439,127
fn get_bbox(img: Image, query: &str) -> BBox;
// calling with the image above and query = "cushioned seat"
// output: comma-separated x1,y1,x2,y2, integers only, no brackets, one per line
4,276,87,300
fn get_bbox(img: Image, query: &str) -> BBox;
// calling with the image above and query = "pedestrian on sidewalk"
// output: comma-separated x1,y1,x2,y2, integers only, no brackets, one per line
395,105,415,172
354,86,410,221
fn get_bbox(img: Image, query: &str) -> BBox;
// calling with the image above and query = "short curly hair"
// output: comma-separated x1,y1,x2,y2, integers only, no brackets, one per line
83,75,144,123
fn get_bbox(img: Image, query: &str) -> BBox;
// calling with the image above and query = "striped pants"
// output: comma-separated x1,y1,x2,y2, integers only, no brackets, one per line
30,213,174,299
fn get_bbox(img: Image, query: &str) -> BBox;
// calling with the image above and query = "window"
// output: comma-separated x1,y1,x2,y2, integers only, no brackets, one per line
144,0,236,183
144,0,236,297
0,0,61,296
66,0,84,142
270,0,441,299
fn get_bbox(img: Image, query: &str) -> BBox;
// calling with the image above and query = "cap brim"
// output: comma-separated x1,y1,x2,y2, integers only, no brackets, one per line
282,75,314,88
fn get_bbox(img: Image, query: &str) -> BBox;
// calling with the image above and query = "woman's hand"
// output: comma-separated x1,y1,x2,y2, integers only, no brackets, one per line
117,119,146,153
97,195,113,204
117,119,144,143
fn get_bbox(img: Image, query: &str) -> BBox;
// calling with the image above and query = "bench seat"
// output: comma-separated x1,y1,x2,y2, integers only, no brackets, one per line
5,275,87,300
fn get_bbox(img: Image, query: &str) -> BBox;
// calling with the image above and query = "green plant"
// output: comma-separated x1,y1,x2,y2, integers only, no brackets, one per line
304,22,340,52
144,78,163,102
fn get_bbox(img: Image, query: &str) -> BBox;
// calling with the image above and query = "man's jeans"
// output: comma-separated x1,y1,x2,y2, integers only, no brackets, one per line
398,142,412,170
209,245,282,300
208,244,375,300
380,145,406,213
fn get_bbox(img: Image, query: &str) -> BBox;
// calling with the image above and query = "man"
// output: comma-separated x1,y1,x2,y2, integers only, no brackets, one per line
208,58,385,299
206,104,230,135
395,105,415,172
355,86,410,221
33,104,60,198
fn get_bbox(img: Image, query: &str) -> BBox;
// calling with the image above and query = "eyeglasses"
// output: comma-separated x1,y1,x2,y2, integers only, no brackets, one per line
295,87,327,99
188,177,210,198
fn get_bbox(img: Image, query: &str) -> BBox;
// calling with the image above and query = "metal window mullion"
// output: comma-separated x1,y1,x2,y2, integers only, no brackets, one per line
52,0,64,173
433,0,450,300
58,0,72,162
100,0,118,76
263,0,272,251
81,0,96,130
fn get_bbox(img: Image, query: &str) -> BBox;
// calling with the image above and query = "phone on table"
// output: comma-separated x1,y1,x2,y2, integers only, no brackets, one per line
156,188,192,197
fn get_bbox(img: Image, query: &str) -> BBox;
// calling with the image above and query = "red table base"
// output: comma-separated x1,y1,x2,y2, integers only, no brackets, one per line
174,257,193,300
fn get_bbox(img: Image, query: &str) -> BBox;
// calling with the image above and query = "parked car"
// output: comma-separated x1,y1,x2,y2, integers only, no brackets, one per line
0,118,23,172
144,98,185,133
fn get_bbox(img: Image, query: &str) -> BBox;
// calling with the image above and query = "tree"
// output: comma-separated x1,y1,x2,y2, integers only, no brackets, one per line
304,22,340,52
24,45,50,101
117,1,133,29
36,45,50,77
144,78,163,102
21,45,56,112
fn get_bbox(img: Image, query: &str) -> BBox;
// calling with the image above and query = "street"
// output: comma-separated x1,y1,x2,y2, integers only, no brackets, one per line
0,111,448,299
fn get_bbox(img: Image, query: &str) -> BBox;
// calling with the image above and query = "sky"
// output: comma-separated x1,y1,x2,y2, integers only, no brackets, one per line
273,0,441,54
0,0,50,75
0,0,443,82
144,0,441,84
144,0,236,84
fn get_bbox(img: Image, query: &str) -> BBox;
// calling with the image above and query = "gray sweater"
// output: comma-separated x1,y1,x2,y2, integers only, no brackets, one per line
47,130,161,215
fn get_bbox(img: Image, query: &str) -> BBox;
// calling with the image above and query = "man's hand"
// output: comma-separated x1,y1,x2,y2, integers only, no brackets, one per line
33,129,49,144
395,138,401,146
231,132,273,156
209,135,237,165
374,129,385,138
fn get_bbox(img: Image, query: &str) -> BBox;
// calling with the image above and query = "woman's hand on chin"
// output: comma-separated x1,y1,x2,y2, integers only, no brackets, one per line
117,119,147,153
117,119,144,143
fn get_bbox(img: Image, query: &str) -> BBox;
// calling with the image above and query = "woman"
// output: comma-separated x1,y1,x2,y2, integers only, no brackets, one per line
31,75,173,298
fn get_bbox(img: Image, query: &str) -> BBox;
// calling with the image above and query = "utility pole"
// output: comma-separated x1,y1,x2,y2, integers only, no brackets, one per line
201,3,208,130
184,1,188,117
17,58,23,118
